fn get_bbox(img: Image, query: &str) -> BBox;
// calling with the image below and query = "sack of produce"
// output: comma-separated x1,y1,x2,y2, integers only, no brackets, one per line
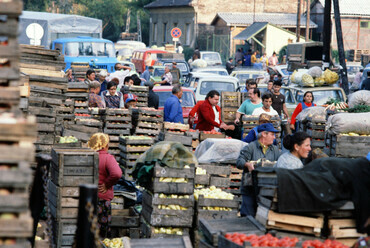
296,106,326,122
307,66,323,78
293,69,309,84
191,59,207,68
323,69,339,84
314,76,325,87
300,73,314,87
327,112,370,135
290,70,297,83
348,90,370,108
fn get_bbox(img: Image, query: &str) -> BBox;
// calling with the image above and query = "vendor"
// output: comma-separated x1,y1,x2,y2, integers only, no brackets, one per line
274,132,311,169
236,123,281,216
290,91,316,130
196,90,234,131
242,113,273,143
101,81,124,108
123,93,138,108
88,81,105,108
87,133,122,238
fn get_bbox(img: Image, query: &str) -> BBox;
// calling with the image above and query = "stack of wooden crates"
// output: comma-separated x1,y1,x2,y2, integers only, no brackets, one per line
134,108,163,139
0,1,38,246
221,92,241,124
141,163,195,238
48,148,99,248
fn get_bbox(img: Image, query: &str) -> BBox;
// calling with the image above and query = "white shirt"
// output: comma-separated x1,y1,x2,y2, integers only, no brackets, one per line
106,70,130,89
213,106,220,130
252,106,279,116
163,72,173,85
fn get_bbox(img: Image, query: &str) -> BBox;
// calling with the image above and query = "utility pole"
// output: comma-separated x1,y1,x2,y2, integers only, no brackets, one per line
333,0,349,95
137,13,142,42
322,0,332,68
305,0,310,40
125,9,131,33
296,0,301,42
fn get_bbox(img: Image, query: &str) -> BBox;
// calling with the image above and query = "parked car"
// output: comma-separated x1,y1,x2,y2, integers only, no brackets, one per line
192,75,239,101
273,64,291,85
199,51,222,66
346,62,363,83
115,40,146,61
191,66,228,76
290,85,347,106
230,69,268,85
153,86,196,122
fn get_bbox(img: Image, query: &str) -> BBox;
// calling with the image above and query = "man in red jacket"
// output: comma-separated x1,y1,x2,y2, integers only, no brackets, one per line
196,90,234,131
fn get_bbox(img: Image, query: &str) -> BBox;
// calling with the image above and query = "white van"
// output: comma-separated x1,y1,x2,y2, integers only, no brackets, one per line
199,51,222,66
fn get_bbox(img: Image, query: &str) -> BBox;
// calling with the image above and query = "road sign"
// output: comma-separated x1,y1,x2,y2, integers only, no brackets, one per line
172,38,179,42
171,28,182,39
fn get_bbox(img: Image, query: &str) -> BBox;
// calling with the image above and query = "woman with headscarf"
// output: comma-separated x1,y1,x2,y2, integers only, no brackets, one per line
88,133,122,237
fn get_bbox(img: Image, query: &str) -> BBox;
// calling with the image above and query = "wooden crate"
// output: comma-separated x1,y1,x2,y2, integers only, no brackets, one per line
0,167,32,188
158,132,193,146
119,144,151,153
195,174,210,186
51,217,77,248
106,108,131,116
111,194,124,210
195,195,239,226
119,136,154,146
222,107,238,122
210,176,230,188
0,17,19,37
138,114,163,123
257,206,324,237
199,216,265,247
141,219,190,239
199,132,226,141
103,127,131,135
330,135,370,158
141,191,194,227
111,208,140,228
50,148,99,187
48,180,78,220
329,219,365,238
137,121,162,130
198,163,231,177
0,212,33,238
221,92,241,108
122,236,193,248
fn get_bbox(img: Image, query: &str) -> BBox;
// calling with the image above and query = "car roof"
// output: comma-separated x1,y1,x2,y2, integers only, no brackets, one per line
193,67,227,71
153,86,194,92
198,75,239,82
289,85,344,91
53,37,113,43
132,49,168,53
200,51,220,54
231,70,266,74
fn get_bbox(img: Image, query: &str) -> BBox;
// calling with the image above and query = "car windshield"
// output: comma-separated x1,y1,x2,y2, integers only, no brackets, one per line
65,42,115,57
259,87,295,104
296,90,344,105
200,81,235,95
202,53,220,61
164,63,188,73
156,91,195,107
153,68,165,77
347,66,362,74
118,48,133,57
201,70,228,76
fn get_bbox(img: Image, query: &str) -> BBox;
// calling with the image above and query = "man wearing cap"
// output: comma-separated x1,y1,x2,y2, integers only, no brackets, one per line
164,85,183,123
226,58,234,74
123,93,138,108
236,123,281,216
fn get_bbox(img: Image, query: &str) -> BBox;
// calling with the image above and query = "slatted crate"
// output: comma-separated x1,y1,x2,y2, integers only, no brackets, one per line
148,163,195,195
121,236,193,248
48,180,78,220
50,148,99,187
129,86,149,107
111,194,124,210
199,131,226,141
142,190,194,227
328,134,370,158
111,207,140,228
221,91,241,108
194,195,239,227
0,16,19,37
0,184,29,213
0,211,33,238
328,218,364,239
221,107,238,123
51,217,77,248
198,163,231,188
141,219,190,238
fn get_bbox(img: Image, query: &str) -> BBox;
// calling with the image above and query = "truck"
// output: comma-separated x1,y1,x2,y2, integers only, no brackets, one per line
52,37,117,72
286,42,323,71
19,11,117,72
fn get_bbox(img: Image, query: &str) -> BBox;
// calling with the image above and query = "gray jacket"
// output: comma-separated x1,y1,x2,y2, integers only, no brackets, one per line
236,140,281,194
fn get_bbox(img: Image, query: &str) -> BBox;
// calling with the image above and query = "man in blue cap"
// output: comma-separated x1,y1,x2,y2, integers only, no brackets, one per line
236,123,281,216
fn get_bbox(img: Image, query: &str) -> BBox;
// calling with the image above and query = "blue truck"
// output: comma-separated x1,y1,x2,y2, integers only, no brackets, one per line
52,37,118,73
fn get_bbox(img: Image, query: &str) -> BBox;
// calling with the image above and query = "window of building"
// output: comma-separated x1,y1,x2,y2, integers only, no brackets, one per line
163,23,167,43
185,23,191,45
153,23,157,43
360,21,369,28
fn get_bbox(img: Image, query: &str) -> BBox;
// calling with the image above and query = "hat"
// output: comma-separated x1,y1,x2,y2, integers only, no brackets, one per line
98,70,108,77
88,133,109,151
124,93,138,104
257,123,279,133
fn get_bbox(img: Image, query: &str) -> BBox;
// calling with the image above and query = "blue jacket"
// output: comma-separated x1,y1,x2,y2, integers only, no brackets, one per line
164,95,183,123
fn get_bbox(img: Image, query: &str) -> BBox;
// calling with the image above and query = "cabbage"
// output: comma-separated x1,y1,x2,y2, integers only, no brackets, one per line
307,66,323,78
300,73,314,87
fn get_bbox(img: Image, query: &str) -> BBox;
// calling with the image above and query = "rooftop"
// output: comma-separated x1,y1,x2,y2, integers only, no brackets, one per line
316,0,370,16
145,0,192,9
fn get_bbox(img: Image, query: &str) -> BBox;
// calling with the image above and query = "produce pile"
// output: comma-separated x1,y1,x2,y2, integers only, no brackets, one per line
291,67,339,87
58,136,78,143
194,186,234,200
323,98,348,111
345,105,370,113
102,238,123,248
302,239,349,248
224,233,299,247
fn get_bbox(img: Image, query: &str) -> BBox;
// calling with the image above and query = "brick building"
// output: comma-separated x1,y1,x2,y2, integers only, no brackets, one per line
310,0,370,51
144,0,300,50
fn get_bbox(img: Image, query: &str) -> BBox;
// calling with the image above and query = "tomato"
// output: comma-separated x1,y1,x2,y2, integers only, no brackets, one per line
225,233,232,239
239,234,248,242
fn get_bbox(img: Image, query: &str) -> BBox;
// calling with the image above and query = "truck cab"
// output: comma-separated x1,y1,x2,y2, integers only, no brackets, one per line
52,36,118,72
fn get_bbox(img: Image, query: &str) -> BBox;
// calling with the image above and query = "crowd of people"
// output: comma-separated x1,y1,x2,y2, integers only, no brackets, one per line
230,49,279,71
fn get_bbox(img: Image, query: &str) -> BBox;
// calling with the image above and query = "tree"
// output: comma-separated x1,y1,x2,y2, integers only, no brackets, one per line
23,0,49,11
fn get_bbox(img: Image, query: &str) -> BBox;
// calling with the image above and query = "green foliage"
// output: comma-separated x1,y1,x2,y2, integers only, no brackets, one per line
331,49,339,63
278,45,287,63
23,0,49,11
183,47,194,62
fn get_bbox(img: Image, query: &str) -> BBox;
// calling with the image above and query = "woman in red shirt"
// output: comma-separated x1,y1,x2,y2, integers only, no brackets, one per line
88,133,122,238
290,91,316,130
